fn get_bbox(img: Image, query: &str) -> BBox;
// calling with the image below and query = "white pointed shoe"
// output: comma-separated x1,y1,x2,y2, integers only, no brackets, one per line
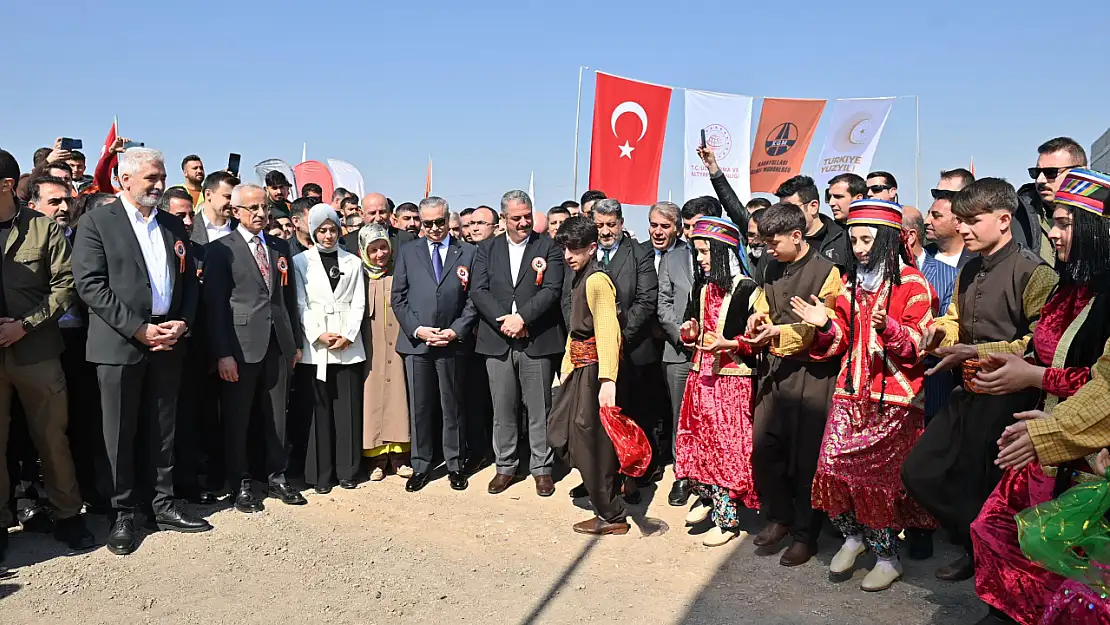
829,540,867,578
702,526,744,547
861,559,903,592
685,501,711,525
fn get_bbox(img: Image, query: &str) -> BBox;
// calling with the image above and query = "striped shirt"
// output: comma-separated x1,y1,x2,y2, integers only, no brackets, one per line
919,251,960,421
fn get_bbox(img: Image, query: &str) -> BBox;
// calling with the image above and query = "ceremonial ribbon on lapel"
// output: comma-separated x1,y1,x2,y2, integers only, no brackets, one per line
277,256,289,286
457,265,469,290
532,257,547,286
174,240,186,274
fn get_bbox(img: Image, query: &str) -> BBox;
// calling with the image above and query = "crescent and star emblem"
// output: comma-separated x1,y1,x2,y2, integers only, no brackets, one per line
611,101,649,160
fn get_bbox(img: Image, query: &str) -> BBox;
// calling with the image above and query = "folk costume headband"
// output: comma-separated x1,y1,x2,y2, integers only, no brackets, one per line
846,199,904,230
691,216,740,248
1056,168,1110,217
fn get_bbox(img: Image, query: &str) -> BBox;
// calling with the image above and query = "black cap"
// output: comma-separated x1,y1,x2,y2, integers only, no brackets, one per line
265,170,291,188
0,149,20,181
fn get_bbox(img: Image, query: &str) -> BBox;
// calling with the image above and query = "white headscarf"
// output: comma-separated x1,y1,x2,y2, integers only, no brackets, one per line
308,203,341,252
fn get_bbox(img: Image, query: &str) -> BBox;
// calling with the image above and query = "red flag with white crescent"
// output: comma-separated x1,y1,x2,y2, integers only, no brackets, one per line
588,73,672,206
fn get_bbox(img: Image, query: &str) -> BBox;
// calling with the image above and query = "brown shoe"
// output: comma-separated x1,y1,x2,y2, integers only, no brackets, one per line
752,522,789,547
935,554,975,581
572,516,630,536
487,473,514,495
534,475,555,497
779,541,816,567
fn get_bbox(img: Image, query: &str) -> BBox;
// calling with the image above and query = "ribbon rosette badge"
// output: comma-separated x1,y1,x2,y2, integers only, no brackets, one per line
457,265,469,289
277,257,289,286
531,257,547,285
174,240,186,273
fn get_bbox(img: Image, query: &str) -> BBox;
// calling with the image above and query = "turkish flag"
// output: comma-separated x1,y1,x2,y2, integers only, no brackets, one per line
588,73,672,206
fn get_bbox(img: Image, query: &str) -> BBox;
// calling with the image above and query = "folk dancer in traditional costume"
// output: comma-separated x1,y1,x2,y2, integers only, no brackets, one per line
903,178,1058,582
547,216,627,535
965,169,1110,625
742,202,843,567
792,199,937,591
674,217,760,547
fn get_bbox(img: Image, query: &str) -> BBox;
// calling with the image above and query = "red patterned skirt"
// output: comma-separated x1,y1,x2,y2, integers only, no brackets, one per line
675,368,758,509
811,397,934,529
971,464,1064,625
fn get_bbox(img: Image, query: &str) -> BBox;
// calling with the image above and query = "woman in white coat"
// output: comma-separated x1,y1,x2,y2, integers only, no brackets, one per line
294,204,366,493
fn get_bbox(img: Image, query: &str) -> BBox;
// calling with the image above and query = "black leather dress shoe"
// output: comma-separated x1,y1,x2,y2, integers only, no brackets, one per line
106,515,137,555
314,485,332,495
53,515,97,550
406,473,431,492
668,479,691,506
568,483,589,498
195,491,218,505
448,471,469,491
0,525,8,561
935,553,975,581
268,482,308,506
234,485,264,514
18,504,54,534
154,508,212,533
461,455,488,476
338,479,357,490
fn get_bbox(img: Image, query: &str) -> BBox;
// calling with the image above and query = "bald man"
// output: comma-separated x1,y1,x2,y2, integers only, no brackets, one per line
341,192,415,254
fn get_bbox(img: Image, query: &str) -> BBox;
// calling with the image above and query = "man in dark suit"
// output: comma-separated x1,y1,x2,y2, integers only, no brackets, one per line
72,148,211,556
470,190,565,497
341,192,415,255
391,196,478,492
190,170,239,245
205,183,306,513
563,198,660,501
161,188,221,504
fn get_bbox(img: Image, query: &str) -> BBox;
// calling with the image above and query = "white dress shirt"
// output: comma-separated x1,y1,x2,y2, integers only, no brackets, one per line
507,235,529,314
654,240,677,273
202,212,232,242
415,235,452,338
121,194,171,316
597,238,620,263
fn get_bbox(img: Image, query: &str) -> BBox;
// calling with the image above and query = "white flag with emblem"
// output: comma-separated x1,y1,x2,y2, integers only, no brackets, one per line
812,97,895,193
683,89,753,208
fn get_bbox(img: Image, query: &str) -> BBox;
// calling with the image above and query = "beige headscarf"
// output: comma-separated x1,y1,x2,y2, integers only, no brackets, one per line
358,223,392,279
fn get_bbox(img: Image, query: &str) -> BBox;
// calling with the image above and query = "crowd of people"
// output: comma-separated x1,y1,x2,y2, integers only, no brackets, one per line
1,133,1109,624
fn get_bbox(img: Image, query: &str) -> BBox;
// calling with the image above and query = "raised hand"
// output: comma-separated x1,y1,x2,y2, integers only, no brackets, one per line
789,294,828,328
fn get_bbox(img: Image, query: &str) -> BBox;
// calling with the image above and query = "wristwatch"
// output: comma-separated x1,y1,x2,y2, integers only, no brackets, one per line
19,319,32,333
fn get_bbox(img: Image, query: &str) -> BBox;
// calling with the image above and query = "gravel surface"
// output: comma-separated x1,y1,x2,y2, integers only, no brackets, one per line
0,468,981,624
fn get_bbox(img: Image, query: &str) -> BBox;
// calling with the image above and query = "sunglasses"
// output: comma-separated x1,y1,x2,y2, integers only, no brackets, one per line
930,189,958,201
1028,165,1082,181
421,217,447,229
867,184,893,194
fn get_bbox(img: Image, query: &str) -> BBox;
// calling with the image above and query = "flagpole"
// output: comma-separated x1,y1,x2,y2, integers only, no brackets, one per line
572,65,587,199
915,95,921,209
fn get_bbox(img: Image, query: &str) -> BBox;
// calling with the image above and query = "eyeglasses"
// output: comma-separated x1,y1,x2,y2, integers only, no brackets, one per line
867,184,892,194
421,217,447,229
1028,165,1082,181
233,204,268,213
469,220,492,227
930,189,958,201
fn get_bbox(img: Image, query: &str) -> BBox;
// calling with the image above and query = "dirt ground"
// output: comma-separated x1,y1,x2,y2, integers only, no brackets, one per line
1,467,982,625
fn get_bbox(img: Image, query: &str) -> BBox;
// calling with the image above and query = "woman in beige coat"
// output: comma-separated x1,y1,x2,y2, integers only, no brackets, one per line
358,224,412,480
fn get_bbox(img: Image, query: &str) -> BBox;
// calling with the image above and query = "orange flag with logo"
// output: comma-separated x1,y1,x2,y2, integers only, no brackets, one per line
749,98,827,194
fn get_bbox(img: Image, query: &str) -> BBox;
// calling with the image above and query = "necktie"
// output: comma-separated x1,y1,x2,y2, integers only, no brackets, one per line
602,248,611,267
252,236,271,292
432,241,443,283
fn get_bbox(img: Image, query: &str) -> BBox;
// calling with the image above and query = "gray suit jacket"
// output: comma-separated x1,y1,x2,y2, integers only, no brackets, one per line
73,199,198,365
390,236,478,356
190,215,239,245
657,239,694,364
203,230,300,364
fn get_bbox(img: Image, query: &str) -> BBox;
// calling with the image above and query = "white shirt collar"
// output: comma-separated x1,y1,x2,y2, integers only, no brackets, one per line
238,224,265,244
203,211,231,231
428,234,451,249
120,193,157,223
507,234,530,248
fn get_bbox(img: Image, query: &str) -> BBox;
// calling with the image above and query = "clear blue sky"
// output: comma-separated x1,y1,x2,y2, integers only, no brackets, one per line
4,0,1108,236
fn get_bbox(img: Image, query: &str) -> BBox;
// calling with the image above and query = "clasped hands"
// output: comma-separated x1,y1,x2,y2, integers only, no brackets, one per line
496,313,528,339
416,326,458,347
679,318,736,354
316,333,352,351
134,320,187,352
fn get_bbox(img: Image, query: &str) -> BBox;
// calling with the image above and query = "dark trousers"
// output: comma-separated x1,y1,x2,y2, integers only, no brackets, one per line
287,364,316,482
404,351,466,474
902,387,1039,550
305,363,362,486
751,355,838,545
487,349,556,477
618,359,666,471
173,340,223,495
465,352,493,461
97,350,184,515
663,359,693,464
61,326,110,507
221,337,292,486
